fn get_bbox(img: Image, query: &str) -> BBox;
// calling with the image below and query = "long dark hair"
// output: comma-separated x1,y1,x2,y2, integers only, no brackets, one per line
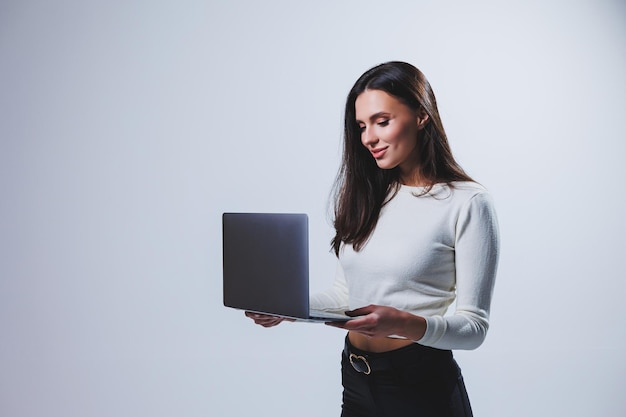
331,61,473,255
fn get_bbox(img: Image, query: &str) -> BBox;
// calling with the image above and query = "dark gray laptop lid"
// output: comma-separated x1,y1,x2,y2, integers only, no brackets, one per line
222,213,310,319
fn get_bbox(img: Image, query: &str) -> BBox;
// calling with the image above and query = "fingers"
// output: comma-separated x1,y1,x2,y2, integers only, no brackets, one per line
326,308,383,337
345,305,375,317
345,317,378,331
326,306,375,329
245,312,288,327
326,314,377,331
326,321,377,337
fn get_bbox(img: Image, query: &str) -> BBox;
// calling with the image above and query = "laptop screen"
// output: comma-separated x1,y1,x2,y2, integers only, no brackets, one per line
222,213,310,319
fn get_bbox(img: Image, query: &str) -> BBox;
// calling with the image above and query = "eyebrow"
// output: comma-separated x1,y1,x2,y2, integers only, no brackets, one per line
355,111,391,124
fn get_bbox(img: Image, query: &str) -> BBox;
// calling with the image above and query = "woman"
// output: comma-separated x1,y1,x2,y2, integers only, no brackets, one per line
247,61,499,417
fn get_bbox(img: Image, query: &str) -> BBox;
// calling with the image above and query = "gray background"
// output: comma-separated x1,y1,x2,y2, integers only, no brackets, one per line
1,0,625,416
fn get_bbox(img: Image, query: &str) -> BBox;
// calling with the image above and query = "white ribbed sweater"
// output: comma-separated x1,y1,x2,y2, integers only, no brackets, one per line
311,182,500,350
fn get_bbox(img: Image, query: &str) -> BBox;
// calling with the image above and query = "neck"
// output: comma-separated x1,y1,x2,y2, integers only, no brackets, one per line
399,170,428,187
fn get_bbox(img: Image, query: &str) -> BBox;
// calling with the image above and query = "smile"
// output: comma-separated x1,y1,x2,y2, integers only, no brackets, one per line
370,147,388,159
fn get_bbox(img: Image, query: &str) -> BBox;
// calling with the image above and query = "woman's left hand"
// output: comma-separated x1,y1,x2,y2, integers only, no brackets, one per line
245,311,294,327
326,304,426,341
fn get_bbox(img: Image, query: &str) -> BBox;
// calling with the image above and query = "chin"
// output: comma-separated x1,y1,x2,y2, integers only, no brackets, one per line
375,160,397,170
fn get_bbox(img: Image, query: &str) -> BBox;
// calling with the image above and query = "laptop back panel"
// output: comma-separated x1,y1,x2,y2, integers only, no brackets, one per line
222,213,310,319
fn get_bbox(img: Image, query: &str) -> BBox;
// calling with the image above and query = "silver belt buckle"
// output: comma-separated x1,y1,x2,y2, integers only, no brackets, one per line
349,353,371,375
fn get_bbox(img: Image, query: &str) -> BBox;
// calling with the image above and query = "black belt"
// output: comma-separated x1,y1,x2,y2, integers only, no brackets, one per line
343,337,450,375
343,343,394,375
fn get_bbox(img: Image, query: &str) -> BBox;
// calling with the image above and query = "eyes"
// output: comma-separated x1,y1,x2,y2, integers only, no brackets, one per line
377,119,390,127
358,119,390,132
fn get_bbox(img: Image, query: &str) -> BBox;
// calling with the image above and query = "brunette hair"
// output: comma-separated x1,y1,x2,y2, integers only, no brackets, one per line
331,61,473,255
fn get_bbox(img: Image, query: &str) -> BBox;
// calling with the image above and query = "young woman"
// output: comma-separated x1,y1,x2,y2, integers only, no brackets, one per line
247,61,500,417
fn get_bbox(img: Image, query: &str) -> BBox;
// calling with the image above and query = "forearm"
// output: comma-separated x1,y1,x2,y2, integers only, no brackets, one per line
419,311,489,350
393,310,427,342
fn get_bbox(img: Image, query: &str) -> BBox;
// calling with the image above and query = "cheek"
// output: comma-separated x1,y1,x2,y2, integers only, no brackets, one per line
396,125,418,147
385,126,409,146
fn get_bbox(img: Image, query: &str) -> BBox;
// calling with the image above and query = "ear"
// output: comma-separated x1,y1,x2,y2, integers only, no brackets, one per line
416,108,429,130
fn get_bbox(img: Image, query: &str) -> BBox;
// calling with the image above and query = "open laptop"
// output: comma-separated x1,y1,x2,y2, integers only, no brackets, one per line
222,212,351,322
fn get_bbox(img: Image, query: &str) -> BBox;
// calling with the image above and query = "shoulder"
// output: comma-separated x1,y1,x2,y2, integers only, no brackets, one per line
448,181,489,197
426,181,493,205
448,181,494,206
432,182,498,226
390,181,496,216
448,182,499,232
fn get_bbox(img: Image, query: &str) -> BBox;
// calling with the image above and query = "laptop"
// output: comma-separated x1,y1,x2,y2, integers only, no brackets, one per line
222,212,351,322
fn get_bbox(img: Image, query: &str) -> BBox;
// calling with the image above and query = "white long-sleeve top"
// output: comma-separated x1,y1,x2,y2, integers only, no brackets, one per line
311,182,500,350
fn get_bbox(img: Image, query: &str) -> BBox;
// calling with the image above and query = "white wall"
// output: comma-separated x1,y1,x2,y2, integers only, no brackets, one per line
1,1,625,416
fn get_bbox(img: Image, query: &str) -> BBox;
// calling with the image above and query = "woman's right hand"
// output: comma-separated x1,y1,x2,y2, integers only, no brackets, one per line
245,312,294,327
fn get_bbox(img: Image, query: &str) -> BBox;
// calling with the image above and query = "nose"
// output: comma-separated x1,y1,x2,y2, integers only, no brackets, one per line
361,127,378,147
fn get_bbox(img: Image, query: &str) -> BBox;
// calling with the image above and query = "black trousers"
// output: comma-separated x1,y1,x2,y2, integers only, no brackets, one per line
341,336,473,417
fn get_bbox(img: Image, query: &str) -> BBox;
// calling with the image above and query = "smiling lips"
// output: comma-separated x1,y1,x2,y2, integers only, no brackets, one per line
370,147,388,159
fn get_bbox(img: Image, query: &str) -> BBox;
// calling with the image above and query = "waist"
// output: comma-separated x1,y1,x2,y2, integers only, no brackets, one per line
343,334,451,375
348,331,414,353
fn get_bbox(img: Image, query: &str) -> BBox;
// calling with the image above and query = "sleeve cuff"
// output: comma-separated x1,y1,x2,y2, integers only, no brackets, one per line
417,316,446,346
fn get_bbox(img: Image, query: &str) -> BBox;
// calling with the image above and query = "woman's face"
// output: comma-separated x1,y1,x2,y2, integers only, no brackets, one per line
355,89,428,184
